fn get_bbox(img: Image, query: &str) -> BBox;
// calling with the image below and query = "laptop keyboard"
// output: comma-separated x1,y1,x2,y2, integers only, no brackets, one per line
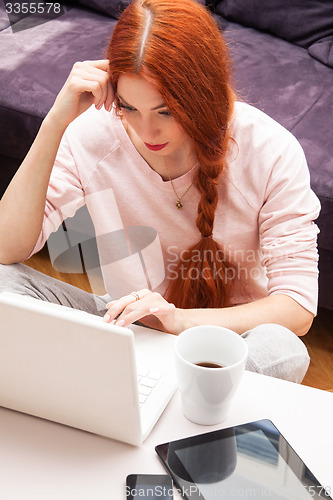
137,365,163,406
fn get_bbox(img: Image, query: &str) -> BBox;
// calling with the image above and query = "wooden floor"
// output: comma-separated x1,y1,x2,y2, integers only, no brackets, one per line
302,307,333,392
24,247,333,393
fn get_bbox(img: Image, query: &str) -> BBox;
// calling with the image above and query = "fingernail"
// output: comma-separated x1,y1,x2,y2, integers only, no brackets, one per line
115,319,125,327
150,307,159,313
108,104,113,112
103,314,110,322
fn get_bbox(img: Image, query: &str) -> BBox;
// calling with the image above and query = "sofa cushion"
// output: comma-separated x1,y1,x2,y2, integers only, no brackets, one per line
0,3,11,31
76,0,131,19
215,0,333,49
77,0,205,18
308,36,333,68
291,86,333,251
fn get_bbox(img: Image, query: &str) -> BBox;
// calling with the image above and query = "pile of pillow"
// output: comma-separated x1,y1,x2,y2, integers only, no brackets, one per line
215,0,333,67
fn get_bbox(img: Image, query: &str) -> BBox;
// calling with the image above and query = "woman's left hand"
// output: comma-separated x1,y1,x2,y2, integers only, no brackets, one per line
103,289,184,335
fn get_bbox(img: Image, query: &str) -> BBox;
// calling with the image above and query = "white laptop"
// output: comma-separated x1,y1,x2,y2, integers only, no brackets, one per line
0,292,177,446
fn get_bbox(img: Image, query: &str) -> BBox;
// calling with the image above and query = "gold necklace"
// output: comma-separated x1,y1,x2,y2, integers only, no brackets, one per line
163,157,195,210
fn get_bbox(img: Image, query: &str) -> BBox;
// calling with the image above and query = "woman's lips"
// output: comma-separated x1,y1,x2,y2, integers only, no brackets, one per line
144,142,169,151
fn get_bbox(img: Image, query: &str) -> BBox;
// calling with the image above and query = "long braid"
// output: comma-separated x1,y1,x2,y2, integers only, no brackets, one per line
195,159,220,238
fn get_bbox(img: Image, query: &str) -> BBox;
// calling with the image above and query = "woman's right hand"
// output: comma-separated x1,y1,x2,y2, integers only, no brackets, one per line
49,59,114,129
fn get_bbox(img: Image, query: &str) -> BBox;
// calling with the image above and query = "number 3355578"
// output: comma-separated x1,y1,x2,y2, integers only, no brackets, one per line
5,3,61,15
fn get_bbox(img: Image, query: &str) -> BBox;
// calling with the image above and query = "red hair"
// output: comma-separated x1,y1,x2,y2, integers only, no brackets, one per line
107,0,235,309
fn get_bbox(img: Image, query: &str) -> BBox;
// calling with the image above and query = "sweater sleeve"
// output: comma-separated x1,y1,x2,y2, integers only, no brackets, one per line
30,131,86,257
259,135,321,315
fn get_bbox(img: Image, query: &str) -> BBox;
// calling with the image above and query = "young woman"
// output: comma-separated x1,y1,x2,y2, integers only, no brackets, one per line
0,0,320,382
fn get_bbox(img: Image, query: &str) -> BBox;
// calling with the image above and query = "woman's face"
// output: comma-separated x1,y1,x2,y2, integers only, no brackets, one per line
116,74,192,158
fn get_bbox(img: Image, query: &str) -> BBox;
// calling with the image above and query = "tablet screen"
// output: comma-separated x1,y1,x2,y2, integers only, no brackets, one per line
156,419,331,500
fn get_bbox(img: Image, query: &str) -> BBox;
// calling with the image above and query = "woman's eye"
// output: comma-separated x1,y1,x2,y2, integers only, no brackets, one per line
159,110,171,117
119,103,136,112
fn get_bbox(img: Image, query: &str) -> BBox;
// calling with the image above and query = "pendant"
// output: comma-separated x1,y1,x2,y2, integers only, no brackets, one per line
176,199,183,209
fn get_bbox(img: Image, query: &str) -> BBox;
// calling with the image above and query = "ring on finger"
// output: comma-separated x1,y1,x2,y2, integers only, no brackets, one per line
130,291,140,301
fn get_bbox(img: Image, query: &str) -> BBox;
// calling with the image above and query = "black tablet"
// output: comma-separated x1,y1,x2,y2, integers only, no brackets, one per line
155,419,332,499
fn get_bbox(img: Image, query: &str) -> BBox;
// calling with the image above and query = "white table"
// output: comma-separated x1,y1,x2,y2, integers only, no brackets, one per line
0,371,332,499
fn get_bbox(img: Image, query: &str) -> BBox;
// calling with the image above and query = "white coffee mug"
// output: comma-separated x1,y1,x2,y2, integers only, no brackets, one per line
175,325,248,425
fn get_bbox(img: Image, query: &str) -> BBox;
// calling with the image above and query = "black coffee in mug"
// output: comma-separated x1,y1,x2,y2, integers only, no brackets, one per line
195,361,225,368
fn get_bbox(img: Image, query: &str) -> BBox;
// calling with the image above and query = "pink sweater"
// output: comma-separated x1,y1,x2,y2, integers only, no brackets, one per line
32,102,321,314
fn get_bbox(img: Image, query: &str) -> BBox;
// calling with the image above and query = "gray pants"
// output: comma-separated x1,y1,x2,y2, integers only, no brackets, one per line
0,263,310,384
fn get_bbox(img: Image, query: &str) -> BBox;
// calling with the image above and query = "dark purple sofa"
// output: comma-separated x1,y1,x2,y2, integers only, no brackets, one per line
0,0,332,310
